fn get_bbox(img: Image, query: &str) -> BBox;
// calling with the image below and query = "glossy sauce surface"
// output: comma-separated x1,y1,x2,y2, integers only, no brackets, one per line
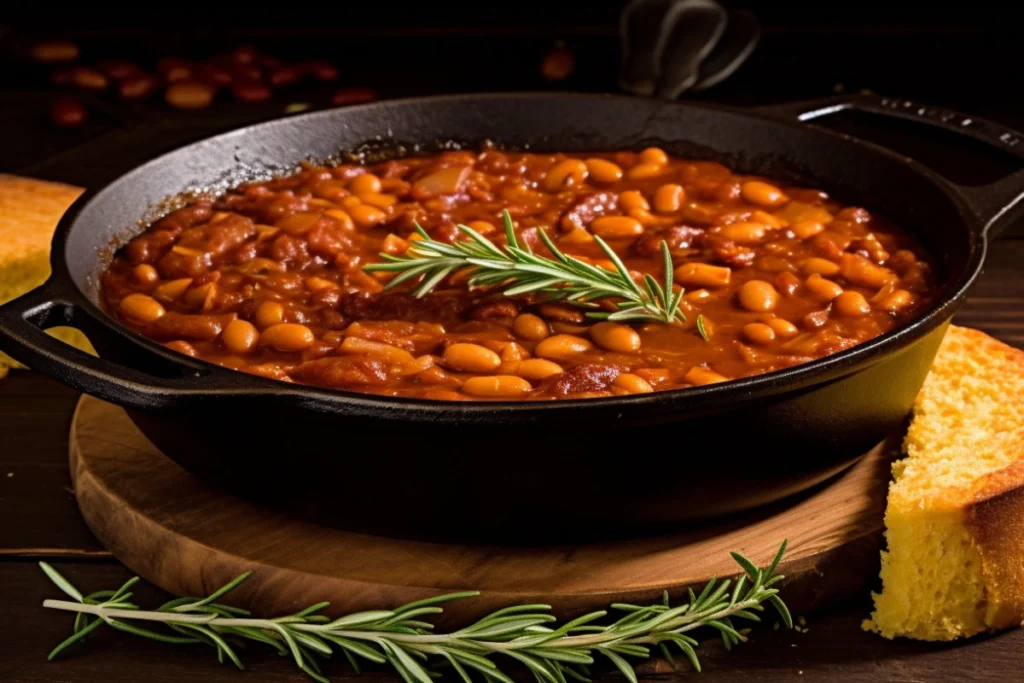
100,149,937,400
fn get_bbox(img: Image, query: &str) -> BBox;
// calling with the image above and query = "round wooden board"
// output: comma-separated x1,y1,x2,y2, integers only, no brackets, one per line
71,395,894,624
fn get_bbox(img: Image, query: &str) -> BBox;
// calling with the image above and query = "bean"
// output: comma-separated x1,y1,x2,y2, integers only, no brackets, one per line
513,359,564,381
877,289,914,313
30,40,80,63
585,158,624,183
801,257,841,276
466,220,497,235
737,280,779,312
741,181,789,207
255,301,285,328
119,74,159,100
70,67,109,91
392,355,436,377
153,278,193,301
804,274,844,302
619,190,649,212
232,81,272,103
330,87,377,106
349,204,387,228
544,159,588,192
685,366,729,386
269,65,303,87
158,58,193,82
791,220,825,240
626,162,666,179
653,184,685,213
766,318,799,338
131,264,159,285
534,334,594,360
775,271,802,296
166,82,214,110
499,342,527,362
639,147,669,166
324,209,355,231
591,216,644,238
743,323,776,345
840,254,896,289
165,340,198,357
462,375,533,398
361,235,399,260
380,235,407,255
341,336,415,363
222,319,259,354
277,212,320,235
261,323,315,352
537,303,585,324
350,173,382,194
719,221,767,245
540,47,576,81
635,368,670,385
590,322,641,352
119,293,166,324
305,277,338,292
675,263,731,288
444,343,502,372
614,373,654,394
357,192,398,209
512,313,551,341
50,97,87,127
833,291,872,317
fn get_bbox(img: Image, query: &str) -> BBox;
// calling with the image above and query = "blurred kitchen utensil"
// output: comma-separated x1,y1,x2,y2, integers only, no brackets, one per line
619,0,760,98
692,9,760,91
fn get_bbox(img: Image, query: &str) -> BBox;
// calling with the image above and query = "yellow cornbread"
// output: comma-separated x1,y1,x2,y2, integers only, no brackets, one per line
865,325,1024,640
0,174,94,372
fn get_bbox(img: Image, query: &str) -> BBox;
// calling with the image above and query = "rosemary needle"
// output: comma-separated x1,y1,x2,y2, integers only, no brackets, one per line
363,210,689,326
40,542,790,683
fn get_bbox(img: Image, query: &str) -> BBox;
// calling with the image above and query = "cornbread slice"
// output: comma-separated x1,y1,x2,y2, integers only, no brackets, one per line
0,174,94,371
865,325,1024,640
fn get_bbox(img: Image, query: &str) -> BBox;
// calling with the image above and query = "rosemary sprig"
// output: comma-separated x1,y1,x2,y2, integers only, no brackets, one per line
363,210,687,325
40,542,790,683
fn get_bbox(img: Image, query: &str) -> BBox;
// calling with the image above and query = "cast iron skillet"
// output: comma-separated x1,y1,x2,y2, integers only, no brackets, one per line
1,93,1022,542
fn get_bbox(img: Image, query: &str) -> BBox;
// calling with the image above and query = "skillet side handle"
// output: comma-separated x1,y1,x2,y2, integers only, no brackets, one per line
757,94,1024,238
0,279,226,410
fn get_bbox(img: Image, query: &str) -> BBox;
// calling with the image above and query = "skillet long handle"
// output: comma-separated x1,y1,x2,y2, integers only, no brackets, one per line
758,93,1024,238
0,278,249,410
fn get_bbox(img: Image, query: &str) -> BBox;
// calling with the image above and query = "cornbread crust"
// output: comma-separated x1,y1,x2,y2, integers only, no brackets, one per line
866,326,1024,640
0,174,93,370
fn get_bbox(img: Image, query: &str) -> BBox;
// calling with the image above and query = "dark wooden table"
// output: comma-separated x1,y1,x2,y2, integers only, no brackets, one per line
1,244,1021,682
2,16,1024,672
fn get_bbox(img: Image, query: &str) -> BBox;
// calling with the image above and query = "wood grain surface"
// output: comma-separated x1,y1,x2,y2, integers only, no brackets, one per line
70,395,896,623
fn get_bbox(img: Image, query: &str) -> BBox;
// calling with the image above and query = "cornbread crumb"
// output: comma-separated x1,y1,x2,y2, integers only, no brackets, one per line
0,175,94,371
865,325,1024,640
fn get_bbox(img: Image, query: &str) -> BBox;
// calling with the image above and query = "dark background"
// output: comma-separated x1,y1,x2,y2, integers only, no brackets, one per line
3,1,1024,188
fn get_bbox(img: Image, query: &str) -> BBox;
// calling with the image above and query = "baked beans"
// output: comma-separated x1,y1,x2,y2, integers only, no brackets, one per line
100,149,937,400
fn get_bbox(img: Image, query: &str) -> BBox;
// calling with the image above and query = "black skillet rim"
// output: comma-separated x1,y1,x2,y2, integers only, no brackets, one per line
48,92,987,418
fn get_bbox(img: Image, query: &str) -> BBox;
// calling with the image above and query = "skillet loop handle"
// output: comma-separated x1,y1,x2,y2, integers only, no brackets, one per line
0,279,245,410
758,93,1024,238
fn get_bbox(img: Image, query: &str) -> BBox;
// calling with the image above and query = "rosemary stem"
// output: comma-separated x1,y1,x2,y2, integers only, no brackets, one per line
39,541,790,681
44,596,766,650
42,600,216,623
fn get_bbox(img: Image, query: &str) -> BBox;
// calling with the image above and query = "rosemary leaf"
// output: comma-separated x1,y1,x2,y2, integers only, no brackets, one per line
39,542,791,681
363,210,698,329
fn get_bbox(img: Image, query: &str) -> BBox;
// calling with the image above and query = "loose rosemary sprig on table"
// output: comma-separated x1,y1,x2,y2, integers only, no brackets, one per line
39,542,790,683
363,210,688,326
